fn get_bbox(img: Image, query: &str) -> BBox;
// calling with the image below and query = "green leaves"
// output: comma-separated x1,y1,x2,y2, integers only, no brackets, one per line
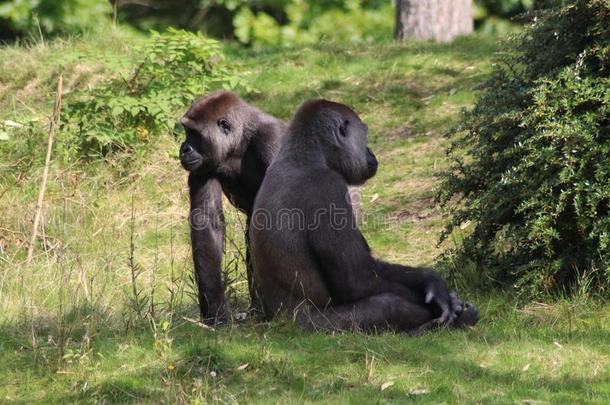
111,105,124,117
232,1,393,47
439,0,610,297
0,0,112,38
61,28,248,157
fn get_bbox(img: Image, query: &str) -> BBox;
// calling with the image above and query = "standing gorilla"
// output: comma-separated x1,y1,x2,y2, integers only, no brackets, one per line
179,91,286,324
250,100,479,333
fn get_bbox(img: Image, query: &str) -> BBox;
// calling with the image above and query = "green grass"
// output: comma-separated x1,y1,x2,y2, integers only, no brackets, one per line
1,30,609,403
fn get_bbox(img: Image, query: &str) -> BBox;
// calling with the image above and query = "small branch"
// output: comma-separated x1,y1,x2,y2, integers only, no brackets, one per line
119,73,132,92
27,74,63,263
128,61,146,95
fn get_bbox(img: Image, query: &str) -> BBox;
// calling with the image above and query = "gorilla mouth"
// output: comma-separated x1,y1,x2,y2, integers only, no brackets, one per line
180,158,203,171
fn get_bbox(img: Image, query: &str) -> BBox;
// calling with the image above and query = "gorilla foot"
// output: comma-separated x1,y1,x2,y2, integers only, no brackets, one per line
418,292,479,333
294,305,336,332
446,292,479,328
453,303,480,328
201,306,228,326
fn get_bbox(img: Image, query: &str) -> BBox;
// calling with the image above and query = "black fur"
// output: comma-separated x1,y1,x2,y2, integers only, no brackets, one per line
250,100,479,333
180,91,285,324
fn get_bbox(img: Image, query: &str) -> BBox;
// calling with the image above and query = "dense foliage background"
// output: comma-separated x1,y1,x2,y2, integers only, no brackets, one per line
0,0,561,42
439,0,610,297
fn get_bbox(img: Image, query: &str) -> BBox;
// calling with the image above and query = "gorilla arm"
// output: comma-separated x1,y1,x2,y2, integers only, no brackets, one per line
306,178,456,324
188,173,227,324
372,261,457,324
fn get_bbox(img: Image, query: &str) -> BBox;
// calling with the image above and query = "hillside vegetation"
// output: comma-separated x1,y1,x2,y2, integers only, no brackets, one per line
0,31,609,403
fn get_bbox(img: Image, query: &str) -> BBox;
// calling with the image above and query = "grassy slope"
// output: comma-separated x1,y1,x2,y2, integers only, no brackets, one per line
0,31,609,404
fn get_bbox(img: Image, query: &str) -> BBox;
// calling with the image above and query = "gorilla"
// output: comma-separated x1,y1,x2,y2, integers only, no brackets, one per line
249,100,479,333
179,91,285,324
180,91,362,324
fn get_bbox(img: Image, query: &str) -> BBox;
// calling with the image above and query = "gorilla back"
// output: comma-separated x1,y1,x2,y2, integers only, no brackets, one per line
250,100,479,333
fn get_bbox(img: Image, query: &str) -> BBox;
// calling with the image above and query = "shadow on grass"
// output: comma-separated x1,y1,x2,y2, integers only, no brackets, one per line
1,299,608,404
23,318,606,403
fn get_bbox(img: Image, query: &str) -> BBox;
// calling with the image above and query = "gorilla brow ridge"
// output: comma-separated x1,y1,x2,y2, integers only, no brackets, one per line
186,91,242,122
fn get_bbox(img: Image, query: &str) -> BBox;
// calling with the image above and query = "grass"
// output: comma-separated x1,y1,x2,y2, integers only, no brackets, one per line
1,29,609,403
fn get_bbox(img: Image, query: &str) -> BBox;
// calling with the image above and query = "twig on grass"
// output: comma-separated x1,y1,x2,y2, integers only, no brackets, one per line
27,73,63,263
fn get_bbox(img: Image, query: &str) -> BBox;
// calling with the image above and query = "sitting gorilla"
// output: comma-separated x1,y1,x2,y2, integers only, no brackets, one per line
249,100,479,333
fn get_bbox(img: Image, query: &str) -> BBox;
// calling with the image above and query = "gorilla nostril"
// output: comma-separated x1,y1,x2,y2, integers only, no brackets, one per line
181,143,193,155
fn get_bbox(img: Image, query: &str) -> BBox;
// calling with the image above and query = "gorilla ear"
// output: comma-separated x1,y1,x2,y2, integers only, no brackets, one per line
339,120,349,137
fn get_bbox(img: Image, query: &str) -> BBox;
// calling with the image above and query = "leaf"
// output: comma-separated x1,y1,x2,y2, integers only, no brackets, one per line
111,106,124,116
3,120,22,128
130,106,141,116
522,363,530,371
60,27,247,157
229,76,240,89
0,130,9,141
235,363,249,371
380,381,394,391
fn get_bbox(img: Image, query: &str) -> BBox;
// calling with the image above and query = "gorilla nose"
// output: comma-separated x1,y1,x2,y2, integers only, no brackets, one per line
180,143,193,155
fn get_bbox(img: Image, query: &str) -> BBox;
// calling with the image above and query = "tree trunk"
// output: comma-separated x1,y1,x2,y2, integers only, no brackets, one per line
395,0,473,43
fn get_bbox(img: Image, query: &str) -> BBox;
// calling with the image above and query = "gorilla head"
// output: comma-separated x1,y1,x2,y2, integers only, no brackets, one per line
179,91,249,174
289,100,378,185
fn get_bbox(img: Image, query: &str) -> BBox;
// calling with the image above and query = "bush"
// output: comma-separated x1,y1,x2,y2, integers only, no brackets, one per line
473,1,572,34
0,0,111,39
61,28,248,158
439,0,610,297
233,0,393,46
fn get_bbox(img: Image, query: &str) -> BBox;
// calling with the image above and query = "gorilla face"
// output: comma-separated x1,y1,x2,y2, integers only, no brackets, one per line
178,92,245,175
179,118,236,174
179,127,204,172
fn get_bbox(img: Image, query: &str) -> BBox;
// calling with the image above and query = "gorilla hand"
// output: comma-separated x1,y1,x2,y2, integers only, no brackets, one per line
374,264,462,326
428,291,480,328
447,292,480,328
416,269,471,327
424,278,457,326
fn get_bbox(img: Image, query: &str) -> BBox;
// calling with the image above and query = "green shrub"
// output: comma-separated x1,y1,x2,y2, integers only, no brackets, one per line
233,0,393,46
0,0,111,39
61,28,248,158
439,0,610,297
473,1,570,34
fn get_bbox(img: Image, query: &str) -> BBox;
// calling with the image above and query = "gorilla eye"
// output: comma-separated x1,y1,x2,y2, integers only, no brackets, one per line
217,119,231,135
339,120,349,137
